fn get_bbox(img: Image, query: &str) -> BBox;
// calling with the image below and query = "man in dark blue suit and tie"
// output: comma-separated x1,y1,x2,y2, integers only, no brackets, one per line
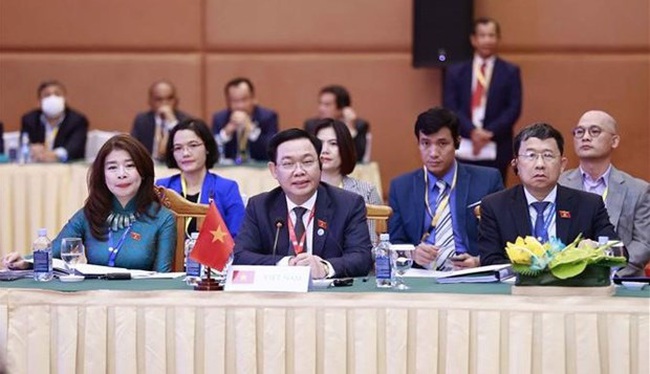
388,107,504,271
212,77,278,162
443,17,522,181
233,128,373,279
479,123,618,265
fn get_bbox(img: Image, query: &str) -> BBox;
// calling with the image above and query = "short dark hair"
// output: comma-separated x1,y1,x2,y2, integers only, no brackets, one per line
148,80,177,98
313,118,357,176
413,107,461,149
37,80,66,98
513,122,565,156
224,77,255,97
267,128,322,166
472,17,501,38
319,85,351,109
166,118,219,169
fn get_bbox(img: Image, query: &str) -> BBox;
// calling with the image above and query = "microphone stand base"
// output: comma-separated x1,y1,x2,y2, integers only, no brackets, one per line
194,278,223,291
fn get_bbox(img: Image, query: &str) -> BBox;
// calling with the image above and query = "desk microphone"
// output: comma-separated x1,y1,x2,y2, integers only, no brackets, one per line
271,218,284,260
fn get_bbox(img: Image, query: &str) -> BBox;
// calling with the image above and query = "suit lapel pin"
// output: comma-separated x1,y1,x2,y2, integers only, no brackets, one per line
559,210,571,219
317,228,325,236
317,220,327,229
130,232,142,241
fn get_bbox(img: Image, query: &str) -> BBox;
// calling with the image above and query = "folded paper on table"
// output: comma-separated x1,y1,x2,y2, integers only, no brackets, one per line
51,259,156,278
435,264,514,284
456,138,497,161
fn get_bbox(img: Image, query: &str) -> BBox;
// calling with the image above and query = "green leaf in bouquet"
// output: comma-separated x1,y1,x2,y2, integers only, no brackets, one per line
511,263,544,276
593,256,627,268
550,260,588,279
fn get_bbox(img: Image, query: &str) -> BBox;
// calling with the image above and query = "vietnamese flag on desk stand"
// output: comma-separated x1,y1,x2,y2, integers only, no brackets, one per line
190,202,234,271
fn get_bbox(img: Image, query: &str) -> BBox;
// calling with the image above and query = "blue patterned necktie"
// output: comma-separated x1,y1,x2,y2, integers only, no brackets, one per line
531,201,550,242
434,180,455,270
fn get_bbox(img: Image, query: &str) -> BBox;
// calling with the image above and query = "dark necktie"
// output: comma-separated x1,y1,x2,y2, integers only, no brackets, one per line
531,202,550,242
293,207,307,254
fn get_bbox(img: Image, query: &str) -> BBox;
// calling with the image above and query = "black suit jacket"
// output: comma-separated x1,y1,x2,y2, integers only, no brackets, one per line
0,121,4,154
479,185,617,265
304,117,370,163
20,108,88,161
443,57,522,172
211,105,278,161
130,110,190,154
233,183,373,277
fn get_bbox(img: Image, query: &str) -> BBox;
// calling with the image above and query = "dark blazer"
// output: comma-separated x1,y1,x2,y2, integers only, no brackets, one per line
388,163,504,256
211,105,278,161
20,108,88,161
156,172,246,238
443,57,522,172
0,121,4,154
130,110,190,154
233,183,373,278
304,117,370,163
479,184,618,266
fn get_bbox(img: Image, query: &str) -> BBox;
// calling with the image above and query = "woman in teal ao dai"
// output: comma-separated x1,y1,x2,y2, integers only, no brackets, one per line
4,134,176,272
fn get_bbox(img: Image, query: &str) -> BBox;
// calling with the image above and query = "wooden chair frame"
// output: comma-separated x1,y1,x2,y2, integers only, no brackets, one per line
366,204,393,237
154,186,209,272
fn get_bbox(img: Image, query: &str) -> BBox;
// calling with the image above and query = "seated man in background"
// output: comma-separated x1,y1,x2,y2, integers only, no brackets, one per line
479,122,617,266
212,77,278,162
559,110,650,276
233,128,373,279
131,80,191,161
304,85,371,163
388,107,504,271
20,80,88,162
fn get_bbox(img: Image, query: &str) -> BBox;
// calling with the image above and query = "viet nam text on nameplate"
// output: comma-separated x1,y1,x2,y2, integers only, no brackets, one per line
224,265,311,292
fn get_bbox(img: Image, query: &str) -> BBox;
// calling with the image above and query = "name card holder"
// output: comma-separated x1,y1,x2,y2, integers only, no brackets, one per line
224,265,311,292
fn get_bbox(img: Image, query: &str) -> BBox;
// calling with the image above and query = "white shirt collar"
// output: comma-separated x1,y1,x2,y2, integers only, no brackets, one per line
523,185,558,206
286,191,318,215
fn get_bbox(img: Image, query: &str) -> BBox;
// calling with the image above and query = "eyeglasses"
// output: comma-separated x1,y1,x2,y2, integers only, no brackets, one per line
518,151,559,163
172,142,204,153
277,159,318,171
572,126,611,139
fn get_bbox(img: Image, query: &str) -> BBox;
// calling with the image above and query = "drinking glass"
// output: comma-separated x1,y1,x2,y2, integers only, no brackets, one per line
390,244,414,290
60,237,85,275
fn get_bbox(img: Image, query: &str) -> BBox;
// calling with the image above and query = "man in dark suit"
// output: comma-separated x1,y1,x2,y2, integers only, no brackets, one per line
0,121,4,154
559,110,649,276
304,85,371,163
443,17,522,181
233,128,373,279
20,80,88,162
388,107,504,271
130,80,190,160
212,77,278,162
479,122,618,266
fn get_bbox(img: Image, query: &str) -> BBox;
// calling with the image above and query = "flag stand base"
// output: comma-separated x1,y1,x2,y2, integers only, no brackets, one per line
194,278,223,291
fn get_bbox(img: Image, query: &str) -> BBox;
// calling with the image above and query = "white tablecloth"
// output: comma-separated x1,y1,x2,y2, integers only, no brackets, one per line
0,162,382,256
0,288,647,374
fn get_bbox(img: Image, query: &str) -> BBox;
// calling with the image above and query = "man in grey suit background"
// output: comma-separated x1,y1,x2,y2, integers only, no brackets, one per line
559,110,650,276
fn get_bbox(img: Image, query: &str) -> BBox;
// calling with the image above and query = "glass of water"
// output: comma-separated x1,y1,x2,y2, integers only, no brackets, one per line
390,244,415,290
60,237,85,275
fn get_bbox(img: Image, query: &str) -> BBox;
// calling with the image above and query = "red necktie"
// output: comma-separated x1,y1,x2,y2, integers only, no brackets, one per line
471,62,487,111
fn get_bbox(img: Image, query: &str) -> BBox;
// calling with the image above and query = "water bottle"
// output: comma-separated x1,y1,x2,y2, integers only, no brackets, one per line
19,133,31,164
215,135,226,165
185,232,202,286
33,228,53,281
374,233,393,288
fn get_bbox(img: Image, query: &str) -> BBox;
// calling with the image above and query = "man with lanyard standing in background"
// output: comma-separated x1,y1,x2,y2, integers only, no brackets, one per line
388,107,503,271
443,17,522,182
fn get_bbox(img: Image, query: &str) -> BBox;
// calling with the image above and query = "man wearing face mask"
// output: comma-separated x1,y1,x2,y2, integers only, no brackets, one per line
20,80,89,162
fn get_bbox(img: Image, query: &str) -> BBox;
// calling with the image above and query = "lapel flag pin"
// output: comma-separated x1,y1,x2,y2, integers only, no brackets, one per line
317,220,327,229
130,232,142,241
559,210,571,219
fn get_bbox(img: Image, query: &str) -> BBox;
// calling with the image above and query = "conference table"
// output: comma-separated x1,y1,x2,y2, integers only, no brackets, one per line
0,162,382,257
0,277,647,374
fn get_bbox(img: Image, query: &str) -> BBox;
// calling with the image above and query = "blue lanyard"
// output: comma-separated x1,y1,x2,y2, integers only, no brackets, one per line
107,224,133,267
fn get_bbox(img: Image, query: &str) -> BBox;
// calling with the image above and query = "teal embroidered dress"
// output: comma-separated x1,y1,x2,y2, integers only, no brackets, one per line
52,198,176,272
